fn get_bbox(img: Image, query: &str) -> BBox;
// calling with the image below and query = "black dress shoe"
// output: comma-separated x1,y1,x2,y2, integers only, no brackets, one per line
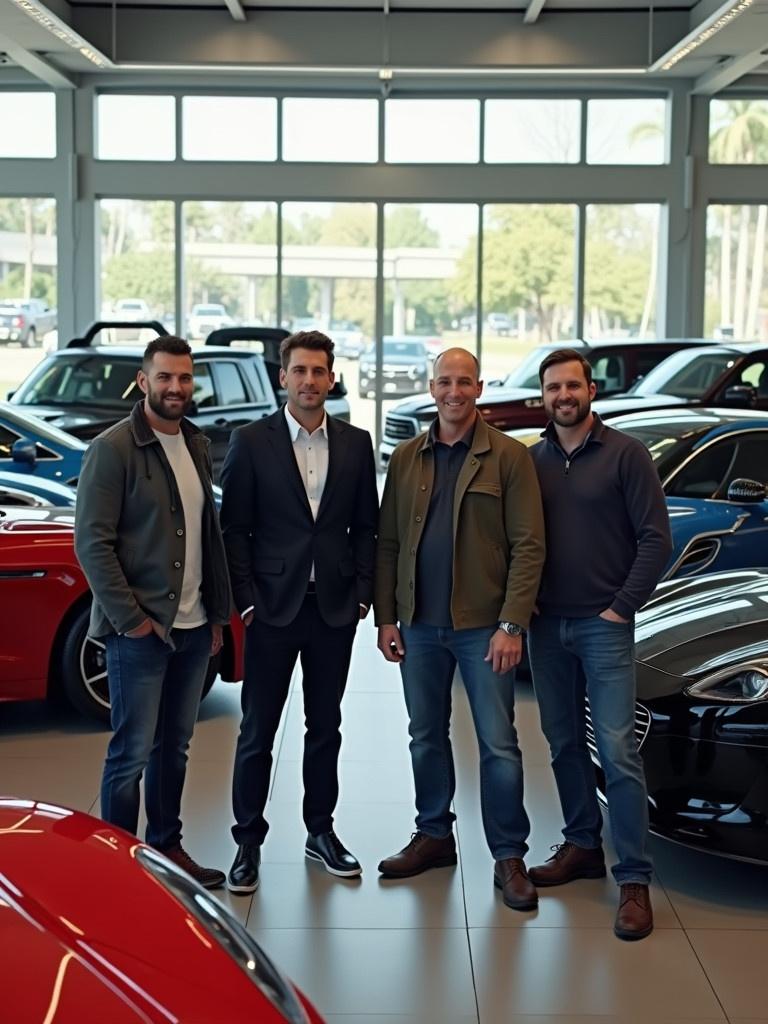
305,830,362,877
227,843,261,893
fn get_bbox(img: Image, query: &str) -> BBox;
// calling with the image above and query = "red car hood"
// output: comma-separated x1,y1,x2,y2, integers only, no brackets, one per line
0,799,322,1024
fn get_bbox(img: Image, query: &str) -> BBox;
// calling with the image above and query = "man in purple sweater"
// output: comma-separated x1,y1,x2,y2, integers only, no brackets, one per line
527,348,672,941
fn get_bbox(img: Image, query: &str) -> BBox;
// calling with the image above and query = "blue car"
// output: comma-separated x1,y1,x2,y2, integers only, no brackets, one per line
664,481,768,580
0,470,77,507
0,402,88,486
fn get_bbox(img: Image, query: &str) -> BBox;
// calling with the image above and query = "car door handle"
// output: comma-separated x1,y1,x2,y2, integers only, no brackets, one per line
214,418,230,426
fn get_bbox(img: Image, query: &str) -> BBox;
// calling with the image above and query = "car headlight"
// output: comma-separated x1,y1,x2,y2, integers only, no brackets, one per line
685,664,768,704
136,847,309,1023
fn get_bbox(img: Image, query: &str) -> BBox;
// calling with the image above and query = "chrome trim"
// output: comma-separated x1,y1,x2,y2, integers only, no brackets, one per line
0,569,46,578
585,698,651,765
662,513,750,581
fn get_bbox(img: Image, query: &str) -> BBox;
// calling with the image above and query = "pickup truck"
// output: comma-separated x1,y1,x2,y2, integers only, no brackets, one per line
0,298,57,347
8,322,349,481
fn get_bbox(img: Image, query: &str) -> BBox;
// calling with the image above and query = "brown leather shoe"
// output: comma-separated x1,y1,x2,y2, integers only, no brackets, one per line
378,832,457,878
528,841,606,887
614,883,653,940
493,858,538,911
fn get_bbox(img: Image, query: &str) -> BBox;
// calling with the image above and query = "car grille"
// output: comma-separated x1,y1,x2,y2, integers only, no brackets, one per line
585,698,651,765
385,415,417,441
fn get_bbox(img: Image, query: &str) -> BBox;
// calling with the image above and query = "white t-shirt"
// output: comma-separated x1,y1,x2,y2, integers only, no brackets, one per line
153,429,206,628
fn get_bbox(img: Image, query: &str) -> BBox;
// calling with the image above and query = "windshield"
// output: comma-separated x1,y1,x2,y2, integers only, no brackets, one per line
382,341,426,358
630,349,737,398
502,346,553,389
614,420,707,473
13,355,141,409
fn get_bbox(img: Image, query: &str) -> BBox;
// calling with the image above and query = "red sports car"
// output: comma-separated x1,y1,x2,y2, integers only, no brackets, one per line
0,507,244,721
0,797,324,1023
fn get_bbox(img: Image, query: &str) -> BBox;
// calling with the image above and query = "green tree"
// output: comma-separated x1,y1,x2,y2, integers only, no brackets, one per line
102,249,174,314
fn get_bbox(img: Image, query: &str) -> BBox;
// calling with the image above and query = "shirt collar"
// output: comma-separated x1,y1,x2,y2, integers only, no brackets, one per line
428,415,477,450
284,404,328,441
542,411,606,445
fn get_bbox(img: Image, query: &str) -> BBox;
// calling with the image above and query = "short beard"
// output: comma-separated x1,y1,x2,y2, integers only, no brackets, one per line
147,390,191,422
550,400,591,427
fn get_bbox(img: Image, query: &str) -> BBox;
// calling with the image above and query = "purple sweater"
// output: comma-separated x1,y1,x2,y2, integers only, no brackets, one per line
530,415,673,620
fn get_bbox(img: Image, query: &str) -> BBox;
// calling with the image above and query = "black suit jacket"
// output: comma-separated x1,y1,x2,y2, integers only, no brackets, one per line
220,408,378,628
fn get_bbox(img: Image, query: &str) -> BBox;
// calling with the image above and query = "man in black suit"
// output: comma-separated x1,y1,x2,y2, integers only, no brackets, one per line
220,330,378,892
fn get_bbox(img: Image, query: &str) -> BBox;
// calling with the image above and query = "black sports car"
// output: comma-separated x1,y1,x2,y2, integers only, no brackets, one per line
588,568,768,864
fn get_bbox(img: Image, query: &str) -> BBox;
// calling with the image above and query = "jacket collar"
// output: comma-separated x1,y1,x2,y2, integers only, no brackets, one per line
418,412,492,456
129,400,205,448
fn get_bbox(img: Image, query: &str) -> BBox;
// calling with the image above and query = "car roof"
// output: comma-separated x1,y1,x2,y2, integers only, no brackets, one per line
48,343,260,360
604,407,768,431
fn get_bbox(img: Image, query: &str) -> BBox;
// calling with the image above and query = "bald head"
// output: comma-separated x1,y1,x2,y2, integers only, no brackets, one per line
432,347,480,383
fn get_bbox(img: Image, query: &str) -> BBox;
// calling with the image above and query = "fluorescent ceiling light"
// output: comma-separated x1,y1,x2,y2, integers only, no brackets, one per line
117,62,647,77
9,0,111,67
652,0,755,72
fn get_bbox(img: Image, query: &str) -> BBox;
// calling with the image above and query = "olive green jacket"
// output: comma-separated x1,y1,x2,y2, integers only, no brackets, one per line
374,415,545,630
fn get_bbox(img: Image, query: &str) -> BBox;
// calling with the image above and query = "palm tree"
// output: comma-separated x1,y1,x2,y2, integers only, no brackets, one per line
710,101,768,338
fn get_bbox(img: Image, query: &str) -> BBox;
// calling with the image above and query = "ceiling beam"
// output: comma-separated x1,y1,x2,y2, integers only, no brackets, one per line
523,0,547,25
223,0,246,22
692,48,768,94
0,30,75,87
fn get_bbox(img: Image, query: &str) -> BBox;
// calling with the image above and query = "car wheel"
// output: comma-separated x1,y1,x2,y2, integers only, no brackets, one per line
60,607,220,723
22,327,36,349
61,606,111,722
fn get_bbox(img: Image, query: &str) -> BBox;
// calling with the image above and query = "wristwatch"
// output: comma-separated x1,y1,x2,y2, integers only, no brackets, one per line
499,621,524,637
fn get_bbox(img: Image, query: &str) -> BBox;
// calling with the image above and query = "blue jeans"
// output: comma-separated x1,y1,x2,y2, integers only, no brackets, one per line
101,624,211,850
399,623,530,860
527,613,652,885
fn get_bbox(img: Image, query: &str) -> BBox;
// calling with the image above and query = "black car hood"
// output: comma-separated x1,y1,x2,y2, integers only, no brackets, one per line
12,402,124,429
634,570,768,689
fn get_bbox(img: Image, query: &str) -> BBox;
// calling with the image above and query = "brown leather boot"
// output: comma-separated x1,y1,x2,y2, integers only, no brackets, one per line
528,841,606,887
378,832,457,878
614,883,653,940
494,858,538,911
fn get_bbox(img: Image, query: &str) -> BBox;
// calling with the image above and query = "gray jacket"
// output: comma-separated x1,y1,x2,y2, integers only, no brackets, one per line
74,401,232,639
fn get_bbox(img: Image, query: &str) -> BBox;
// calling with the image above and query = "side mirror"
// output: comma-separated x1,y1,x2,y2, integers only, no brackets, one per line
11,439,37,466
187,398,199,417
727,478,766,504
6,390,15,400
722,384,757,407
487,378,503,387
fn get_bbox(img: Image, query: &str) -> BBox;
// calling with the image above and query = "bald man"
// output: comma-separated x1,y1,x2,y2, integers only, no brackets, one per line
373,348,546,910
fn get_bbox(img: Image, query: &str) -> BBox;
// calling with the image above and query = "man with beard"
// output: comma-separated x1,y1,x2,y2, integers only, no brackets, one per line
75,335,231,888
220,331,377,892
527,348,672,940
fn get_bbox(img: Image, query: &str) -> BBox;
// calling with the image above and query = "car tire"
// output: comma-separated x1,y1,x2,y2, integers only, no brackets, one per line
22,327,36,349
60,606,220,723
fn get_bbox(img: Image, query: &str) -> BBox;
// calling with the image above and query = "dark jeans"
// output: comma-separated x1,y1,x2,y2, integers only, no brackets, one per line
528,613,652,885
101,624,211,850
232,595,356,846
399,622,530,860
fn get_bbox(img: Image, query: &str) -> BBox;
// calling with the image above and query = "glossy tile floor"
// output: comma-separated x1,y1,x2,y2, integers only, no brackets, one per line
2,617,767,1024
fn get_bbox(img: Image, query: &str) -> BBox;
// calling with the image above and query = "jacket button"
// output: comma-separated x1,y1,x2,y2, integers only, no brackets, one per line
174,561,182,568
409,580,414,589
176,528,184,536
410,548,416,555
168,592,176,600
415,515,422,522
420,485,426,491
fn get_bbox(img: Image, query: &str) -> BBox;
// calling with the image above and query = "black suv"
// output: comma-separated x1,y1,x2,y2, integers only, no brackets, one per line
379,338,737,463
359,336,431,399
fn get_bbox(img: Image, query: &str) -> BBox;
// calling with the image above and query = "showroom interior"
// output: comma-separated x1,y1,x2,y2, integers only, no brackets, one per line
1,0,768,1020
